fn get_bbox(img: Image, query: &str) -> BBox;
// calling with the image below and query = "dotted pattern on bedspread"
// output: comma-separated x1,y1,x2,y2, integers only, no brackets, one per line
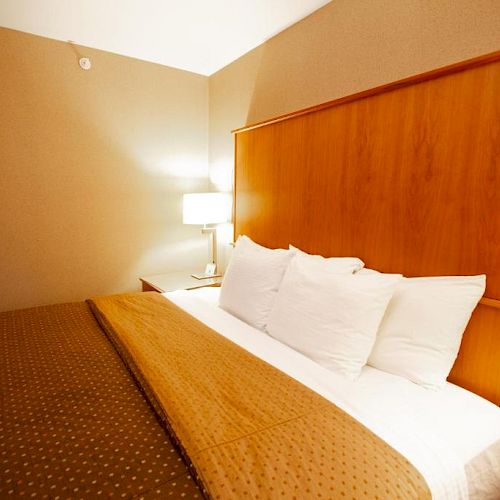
0,302,201,499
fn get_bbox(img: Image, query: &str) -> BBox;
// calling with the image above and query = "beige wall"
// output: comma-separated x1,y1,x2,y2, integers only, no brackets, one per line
0,27,210,312
2,1,500,311
209,0,500,192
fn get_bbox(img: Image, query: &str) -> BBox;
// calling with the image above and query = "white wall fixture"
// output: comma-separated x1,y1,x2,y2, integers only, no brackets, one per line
78,57,91,70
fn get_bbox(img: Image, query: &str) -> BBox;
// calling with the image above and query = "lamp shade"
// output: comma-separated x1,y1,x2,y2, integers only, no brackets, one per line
183,192,231,225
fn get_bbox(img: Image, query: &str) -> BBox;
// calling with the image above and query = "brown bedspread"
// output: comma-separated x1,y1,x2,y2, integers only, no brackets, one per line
89,292,431,499
0,302,200,498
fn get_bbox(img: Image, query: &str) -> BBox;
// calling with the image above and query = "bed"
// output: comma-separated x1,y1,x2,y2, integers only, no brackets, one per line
168,287,499,499
2,287,499,499
2,50,500,499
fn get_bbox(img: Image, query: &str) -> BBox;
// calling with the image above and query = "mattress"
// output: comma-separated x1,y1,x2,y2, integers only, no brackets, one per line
165,287,500,500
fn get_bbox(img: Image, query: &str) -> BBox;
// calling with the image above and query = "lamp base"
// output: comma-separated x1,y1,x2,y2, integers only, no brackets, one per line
191,273,222,280
191,263,221,280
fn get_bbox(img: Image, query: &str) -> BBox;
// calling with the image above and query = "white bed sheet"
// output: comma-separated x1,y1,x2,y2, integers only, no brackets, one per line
165,287,500,500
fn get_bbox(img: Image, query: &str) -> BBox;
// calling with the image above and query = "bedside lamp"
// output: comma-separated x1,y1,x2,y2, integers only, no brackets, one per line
183,192,231,279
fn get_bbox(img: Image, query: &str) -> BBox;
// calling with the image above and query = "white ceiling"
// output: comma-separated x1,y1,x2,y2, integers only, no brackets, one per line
0,0,331,75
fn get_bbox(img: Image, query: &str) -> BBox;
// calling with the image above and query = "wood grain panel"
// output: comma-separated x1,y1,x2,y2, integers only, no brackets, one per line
449,303,500,406
234,53,500,405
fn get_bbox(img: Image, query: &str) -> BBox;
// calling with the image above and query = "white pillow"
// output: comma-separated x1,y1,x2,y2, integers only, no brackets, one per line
219,236,294,331
267,253,402,379
368,275,486,388
289,244,364,273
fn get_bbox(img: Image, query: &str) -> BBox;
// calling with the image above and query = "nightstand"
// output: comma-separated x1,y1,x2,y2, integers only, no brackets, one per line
139,271,223,293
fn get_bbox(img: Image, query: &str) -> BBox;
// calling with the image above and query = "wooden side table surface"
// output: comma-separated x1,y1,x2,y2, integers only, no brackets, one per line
139,271,223,293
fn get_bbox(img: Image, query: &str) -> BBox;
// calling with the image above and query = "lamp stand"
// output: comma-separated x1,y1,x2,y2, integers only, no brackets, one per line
191,226,222,280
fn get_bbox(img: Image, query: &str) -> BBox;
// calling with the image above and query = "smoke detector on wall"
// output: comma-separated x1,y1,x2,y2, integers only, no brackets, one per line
79,57,91,70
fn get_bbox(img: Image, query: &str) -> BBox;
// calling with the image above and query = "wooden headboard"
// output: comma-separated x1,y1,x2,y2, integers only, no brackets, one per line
233,52,500,406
